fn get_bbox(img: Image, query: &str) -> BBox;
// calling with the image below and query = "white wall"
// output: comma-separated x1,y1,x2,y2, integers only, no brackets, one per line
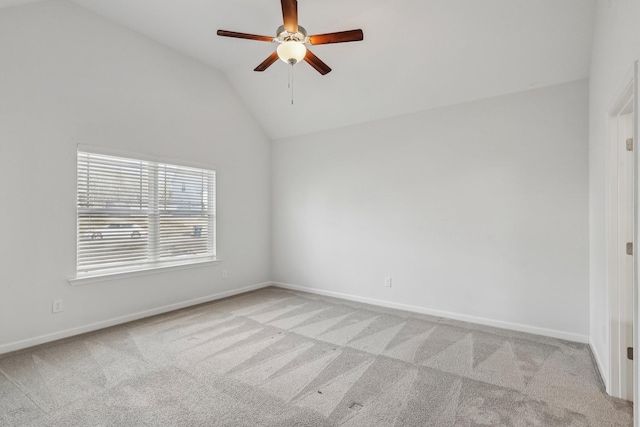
272,80,590,341
0,1,271,351
588,0,640,389
0,0,597,357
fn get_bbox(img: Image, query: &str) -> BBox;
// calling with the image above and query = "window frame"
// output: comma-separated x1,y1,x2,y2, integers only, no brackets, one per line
71,145,218,284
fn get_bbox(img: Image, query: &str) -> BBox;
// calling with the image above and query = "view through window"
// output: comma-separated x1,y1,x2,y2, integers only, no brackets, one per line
77,150,216,276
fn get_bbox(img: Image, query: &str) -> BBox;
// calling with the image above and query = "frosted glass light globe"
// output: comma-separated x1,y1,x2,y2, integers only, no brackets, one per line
277,41,307,64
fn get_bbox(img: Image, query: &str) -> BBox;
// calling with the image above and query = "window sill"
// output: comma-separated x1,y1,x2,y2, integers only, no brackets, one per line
69,258,221,286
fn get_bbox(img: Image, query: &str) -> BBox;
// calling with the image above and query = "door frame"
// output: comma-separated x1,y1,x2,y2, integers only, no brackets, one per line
605,62,637,404
633,60,639,425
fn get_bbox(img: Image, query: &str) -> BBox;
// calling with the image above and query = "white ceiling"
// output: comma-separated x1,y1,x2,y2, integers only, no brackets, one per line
2,0,596,139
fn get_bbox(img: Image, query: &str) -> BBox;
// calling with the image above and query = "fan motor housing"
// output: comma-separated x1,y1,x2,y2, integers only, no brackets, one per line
276,25,308,44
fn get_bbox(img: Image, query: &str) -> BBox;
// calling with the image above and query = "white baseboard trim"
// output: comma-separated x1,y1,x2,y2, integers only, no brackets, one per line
0,282,271,356
589,338,610,393
272,282,590,344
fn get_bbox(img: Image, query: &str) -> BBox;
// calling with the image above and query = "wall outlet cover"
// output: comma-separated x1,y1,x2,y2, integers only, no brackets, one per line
52,299,63,313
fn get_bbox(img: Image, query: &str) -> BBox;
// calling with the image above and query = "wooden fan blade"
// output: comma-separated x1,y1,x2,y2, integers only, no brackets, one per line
308,29,364,45
281,0,298,33
217,30,273,42
304,49,331,75
254,52,280,72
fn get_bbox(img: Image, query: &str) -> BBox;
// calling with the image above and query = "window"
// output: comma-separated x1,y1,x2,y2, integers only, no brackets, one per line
77,148,216,277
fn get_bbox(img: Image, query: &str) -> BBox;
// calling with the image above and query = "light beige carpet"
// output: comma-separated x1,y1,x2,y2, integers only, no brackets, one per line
0,286,632,426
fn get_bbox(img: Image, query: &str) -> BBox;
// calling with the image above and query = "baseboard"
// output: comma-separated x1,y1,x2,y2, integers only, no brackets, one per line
1,280,590,356
589,338,610,393
272,282,590,344
0,282,272,356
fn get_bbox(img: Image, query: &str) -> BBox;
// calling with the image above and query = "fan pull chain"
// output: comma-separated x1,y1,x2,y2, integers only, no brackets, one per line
290,63,295,105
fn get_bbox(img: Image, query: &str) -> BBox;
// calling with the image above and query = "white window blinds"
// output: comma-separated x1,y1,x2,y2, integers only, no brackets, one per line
77,150,215,276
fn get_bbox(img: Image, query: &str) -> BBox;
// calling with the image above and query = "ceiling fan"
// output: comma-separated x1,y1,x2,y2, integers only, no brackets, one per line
217,0,364,75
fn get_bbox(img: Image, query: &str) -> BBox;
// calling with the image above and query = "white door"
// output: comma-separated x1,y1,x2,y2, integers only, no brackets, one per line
607,65,636,403
618,110,634,400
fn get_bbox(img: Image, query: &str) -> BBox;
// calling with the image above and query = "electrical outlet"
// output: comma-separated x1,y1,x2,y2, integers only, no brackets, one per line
222,270,228,279
384,277,392,287
52,299,63,313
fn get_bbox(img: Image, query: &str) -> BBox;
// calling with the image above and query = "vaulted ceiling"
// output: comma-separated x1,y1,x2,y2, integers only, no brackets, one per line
1,0,596,139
